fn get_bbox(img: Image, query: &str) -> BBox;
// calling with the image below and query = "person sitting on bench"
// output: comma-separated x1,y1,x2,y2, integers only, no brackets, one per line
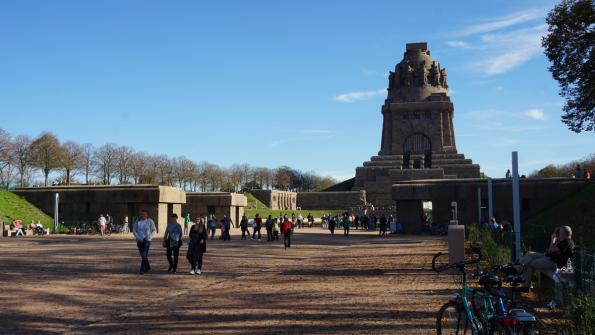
31,223,46,235
517,226,574,288
11,219,24,236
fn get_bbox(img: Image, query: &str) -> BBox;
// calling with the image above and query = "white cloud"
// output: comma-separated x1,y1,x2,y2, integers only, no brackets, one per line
446,40,472,48
496,86,504,91
478,25,547,75
448,7,550,76
334,89,385,103
521,108,545,120
457,8,548,36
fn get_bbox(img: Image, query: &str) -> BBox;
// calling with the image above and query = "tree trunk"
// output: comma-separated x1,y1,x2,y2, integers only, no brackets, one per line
66,169,71,185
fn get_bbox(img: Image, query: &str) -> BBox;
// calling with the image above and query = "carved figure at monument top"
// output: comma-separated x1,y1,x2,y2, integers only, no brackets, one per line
387,42,448,102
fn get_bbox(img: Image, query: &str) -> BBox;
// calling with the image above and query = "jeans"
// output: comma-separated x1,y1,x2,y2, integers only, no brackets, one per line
137,240,151,273
344,227,349,236
266,227,273,241
241,228,250,240
273,231,279,241
253,227,261,239
166,245,180,271
210,228,216,240
283,231,291,249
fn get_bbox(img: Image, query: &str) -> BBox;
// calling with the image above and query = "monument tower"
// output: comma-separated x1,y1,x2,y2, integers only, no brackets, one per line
352,42,480,206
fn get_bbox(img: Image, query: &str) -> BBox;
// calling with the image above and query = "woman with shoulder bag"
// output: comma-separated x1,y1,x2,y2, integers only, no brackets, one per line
164,213,183,274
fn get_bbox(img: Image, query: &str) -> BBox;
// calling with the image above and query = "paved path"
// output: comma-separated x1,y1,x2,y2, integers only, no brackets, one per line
0,228,451,334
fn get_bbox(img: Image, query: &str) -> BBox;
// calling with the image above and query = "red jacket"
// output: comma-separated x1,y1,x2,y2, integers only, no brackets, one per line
281,220,293,234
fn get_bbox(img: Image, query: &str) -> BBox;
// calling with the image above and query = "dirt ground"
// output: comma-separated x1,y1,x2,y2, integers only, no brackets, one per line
1,228,464,334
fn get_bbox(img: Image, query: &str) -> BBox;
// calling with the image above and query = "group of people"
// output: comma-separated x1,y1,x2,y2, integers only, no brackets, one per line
132,210,208,275
321,213,399,237
8,219,47,236
131,210,305,275
480,217,514,233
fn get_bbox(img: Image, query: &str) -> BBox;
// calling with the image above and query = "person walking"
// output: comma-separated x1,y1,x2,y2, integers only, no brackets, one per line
281,216,293,249
272,218,280,241
183,213,191,237
240,214,250,240
98,214,107,237
208,215,217,240
362,214,369,230
133,210,157,274
219,215,227,240
379,214,387,237
164,213,183,274
353,215,360,230
329,216,336,235
252,214,262,241
265,215,274,241
187,218,208,275
342,214,351,237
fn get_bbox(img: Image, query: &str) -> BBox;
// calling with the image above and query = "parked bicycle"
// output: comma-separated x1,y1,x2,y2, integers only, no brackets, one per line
432,247,483,334
432,246,537,335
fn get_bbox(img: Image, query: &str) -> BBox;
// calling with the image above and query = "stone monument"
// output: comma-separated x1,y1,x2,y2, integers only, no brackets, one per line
352,42,480,207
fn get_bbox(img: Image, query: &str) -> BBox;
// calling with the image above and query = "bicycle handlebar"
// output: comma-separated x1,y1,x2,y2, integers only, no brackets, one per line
431,250,482,273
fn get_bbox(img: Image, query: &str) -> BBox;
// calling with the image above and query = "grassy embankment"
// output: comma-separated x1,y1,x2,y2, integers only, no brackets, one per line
0,189,53,231
244,192,344,219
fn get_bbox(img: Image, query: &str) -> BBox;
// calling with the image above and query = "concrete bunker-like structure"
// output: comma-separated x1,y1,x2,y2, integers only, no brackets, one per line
250,190,297,211
393,178,592,233
183,192,247,228
13,185,186,233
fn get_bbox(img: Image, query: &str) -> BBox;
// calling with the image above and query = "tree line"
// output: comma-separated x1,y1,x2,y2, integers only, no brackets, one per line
0,128,337,192
529,153,594,178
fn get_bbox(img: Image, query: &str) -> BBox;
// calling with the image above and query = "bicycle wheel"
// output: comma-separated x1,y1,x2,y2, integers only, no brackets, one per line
470,290,490,327
436,301,473,335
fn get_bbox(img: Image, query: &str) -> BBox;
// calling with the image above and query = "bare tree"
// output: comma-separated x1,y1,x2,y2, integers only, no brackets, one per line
61,141,83,185
94,143,118,185
114,146,134,184
12,135,33,187
81,143,94,184
228,164,244,191
0,129,14,188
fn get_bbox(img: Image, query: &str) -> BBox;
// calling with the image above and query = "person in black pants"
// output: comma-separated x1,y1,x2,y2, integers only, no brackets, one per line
187,218,208,275
240,215,250,240
252,214,262,240
379,214,387,237
329,217,336,235
265,215,274,241
164,213,183,274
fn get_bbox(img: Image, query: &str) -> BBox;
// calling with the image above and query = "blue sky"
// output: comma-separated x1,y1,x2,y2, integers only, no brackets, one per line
1,0,593,181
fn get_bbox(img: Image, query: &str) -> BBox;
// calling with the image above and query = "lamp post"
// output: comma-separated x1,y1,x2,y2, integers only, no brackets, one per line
54,193,59,233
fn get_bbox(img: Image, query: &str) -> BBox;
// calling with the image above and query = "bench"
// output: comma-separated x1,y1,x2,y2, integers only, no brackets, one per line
3,224,25,237
536,266,575,306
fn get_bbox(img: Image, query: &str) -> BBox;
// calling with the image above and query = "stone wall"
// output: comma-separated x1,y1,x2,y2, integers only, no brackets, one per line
183,192,247,228
392,178,592,233
250,190,297,210
297,191,367,210
12,185,186,233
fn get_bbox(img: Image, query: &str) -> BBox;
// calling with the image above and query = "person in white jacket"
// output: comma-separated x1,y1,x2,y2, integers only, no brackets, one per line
98,214,107,237
133,210,157,274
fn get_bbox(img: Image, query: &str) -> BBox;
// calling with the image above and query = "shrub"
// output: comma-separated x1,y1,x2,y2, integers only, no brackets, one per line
564,290,595,335
467,225,511,267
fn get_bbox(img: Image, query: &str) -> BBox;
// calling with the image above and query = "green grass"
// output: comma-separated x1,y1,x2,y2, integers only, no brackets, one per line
0,189,54,232
523,183,595,251
244,192,344,218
